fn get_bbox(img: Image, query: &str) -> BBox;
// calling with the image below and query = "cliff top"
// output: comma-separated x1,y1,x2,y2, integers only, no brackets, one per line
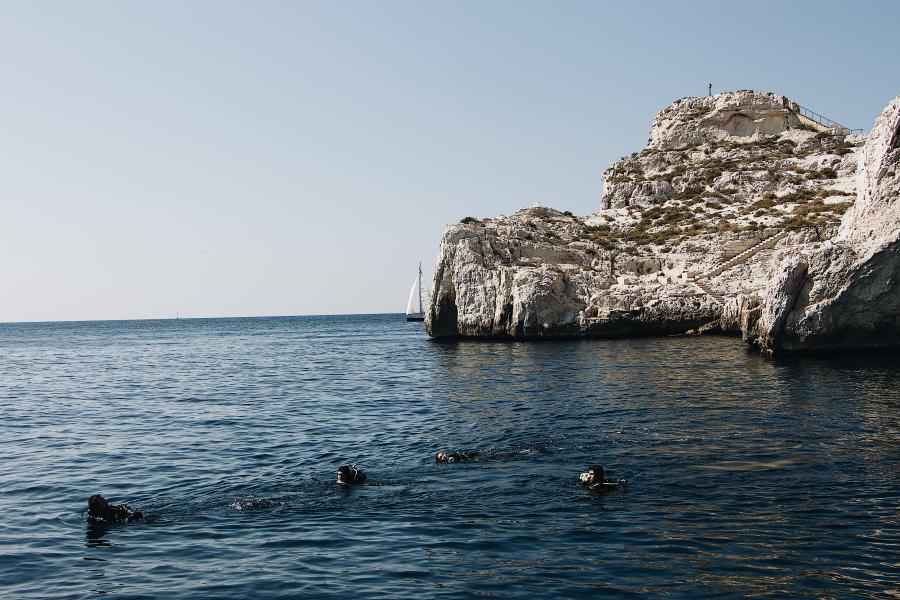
599,90,863,247
649,90,830,149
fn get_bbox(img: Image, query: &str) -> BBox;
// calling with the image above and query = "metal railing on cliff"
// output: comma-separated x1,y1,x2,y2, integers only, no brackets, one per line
795,103,863,135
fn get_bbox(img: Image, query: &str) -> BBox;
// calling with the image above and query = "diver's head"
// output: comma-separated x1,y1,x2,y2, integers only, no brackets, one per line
436,452,448,463
336,465,351,484
88,494,109,516
588,465,605,483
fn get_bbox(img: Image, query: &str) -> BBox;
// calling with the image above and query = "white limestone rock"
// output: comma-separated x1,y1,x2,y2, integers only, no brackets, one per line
649,90,803,150
743,96,900,353
425,208,721,338
426,90,883,346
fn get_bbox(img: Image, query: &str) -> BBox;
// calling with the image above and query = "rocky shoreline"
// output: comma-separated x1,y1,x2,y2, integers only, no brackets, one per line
426,91,900,354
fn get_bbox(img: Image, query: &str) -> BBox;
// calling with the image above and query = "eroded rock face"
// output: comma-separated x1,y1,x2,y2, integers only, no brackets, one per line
424,208,722,339
649,91,803,150
425,90,891,347
744,97,900,353
741,254,809,349
840,97,900,248
602,91,858,217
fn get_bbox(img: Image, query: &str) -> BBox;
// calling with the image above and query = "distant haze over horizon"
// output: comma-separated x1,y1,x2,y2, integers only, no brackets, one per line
1,1,897,323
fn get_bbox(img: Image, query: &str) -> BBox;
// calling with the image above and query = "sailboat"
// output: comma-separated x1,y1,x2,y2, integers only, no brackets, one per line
405,262,426,322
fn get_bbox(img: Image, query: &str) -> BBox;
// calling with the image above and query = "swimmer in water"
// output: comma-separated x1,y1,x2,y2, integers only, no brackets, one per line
579,464,604,487
578,464,625,491
86,494,143,524
336,465,367,485
435,451,478,463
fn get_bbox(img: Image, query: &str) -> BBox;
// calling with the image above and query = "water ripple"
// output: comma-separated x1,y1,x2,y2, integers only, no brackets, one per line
0,315,898,598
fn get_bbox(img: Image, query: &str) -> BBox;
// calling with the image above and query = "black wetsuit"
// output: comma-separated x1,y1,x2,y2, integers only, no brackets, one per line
583,478,625,491
88,503,143,524
443,451,477,463
337,466,367,484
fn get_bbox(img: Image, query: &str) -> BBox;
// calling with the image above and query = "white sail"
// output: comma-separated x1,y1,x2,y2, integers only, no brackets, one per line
406,271,421,315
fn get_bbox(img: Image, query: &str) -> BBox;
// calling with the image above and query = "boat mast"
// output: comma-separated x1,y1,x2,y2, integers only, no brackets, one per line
417,262,423,315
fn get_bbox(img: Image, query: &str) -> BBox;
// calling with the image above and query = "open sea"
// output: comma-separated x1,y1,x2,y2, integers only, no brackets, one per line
1,314,898,598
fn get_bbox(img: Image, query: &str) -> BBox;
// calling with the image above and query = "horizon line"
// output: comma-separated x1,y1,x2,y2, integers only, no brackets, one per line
0,312,410,326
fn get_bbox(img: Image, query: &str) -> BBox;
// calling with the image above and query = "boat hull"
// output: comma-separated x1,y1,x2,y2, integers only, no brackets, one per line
406,314,424,322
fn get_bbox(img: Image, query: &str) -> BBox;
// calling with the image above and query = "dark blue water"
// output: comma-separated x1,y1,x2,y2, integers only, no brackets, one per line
1,315,897,598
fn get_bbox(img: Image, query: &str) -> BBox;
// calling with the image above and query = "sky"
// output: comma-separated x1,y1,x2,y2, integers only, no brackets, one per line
0,1,897,322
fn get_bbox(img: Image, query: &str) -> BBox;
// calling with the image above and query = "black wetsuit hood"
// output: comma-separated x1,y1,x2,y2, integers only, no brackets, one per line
337,465,367,484
87,494,143,524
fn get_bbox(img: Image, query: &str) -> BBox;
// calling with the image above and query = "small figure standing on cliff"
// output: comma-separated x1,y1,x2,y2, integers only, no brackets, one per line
86,494,143,524
336,465,367,485
708,83,712,96
436,451,478,463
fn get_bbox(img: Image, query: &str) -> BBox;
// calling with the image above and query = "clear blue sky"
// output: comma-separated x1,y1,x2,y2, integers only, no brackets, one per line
1,1,897,321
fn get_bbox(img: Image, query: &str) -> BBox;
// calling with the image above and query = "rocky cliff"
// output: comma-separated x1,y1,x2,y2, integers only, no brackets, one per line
742,96,900,353
426,90,897,353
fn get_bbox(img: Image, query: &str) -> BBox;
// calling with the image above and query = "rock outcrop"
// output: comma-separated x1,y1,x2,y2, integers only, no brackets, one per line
427,207,722,339
426,90,897,353
649,91,806,150
742,96,900,353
